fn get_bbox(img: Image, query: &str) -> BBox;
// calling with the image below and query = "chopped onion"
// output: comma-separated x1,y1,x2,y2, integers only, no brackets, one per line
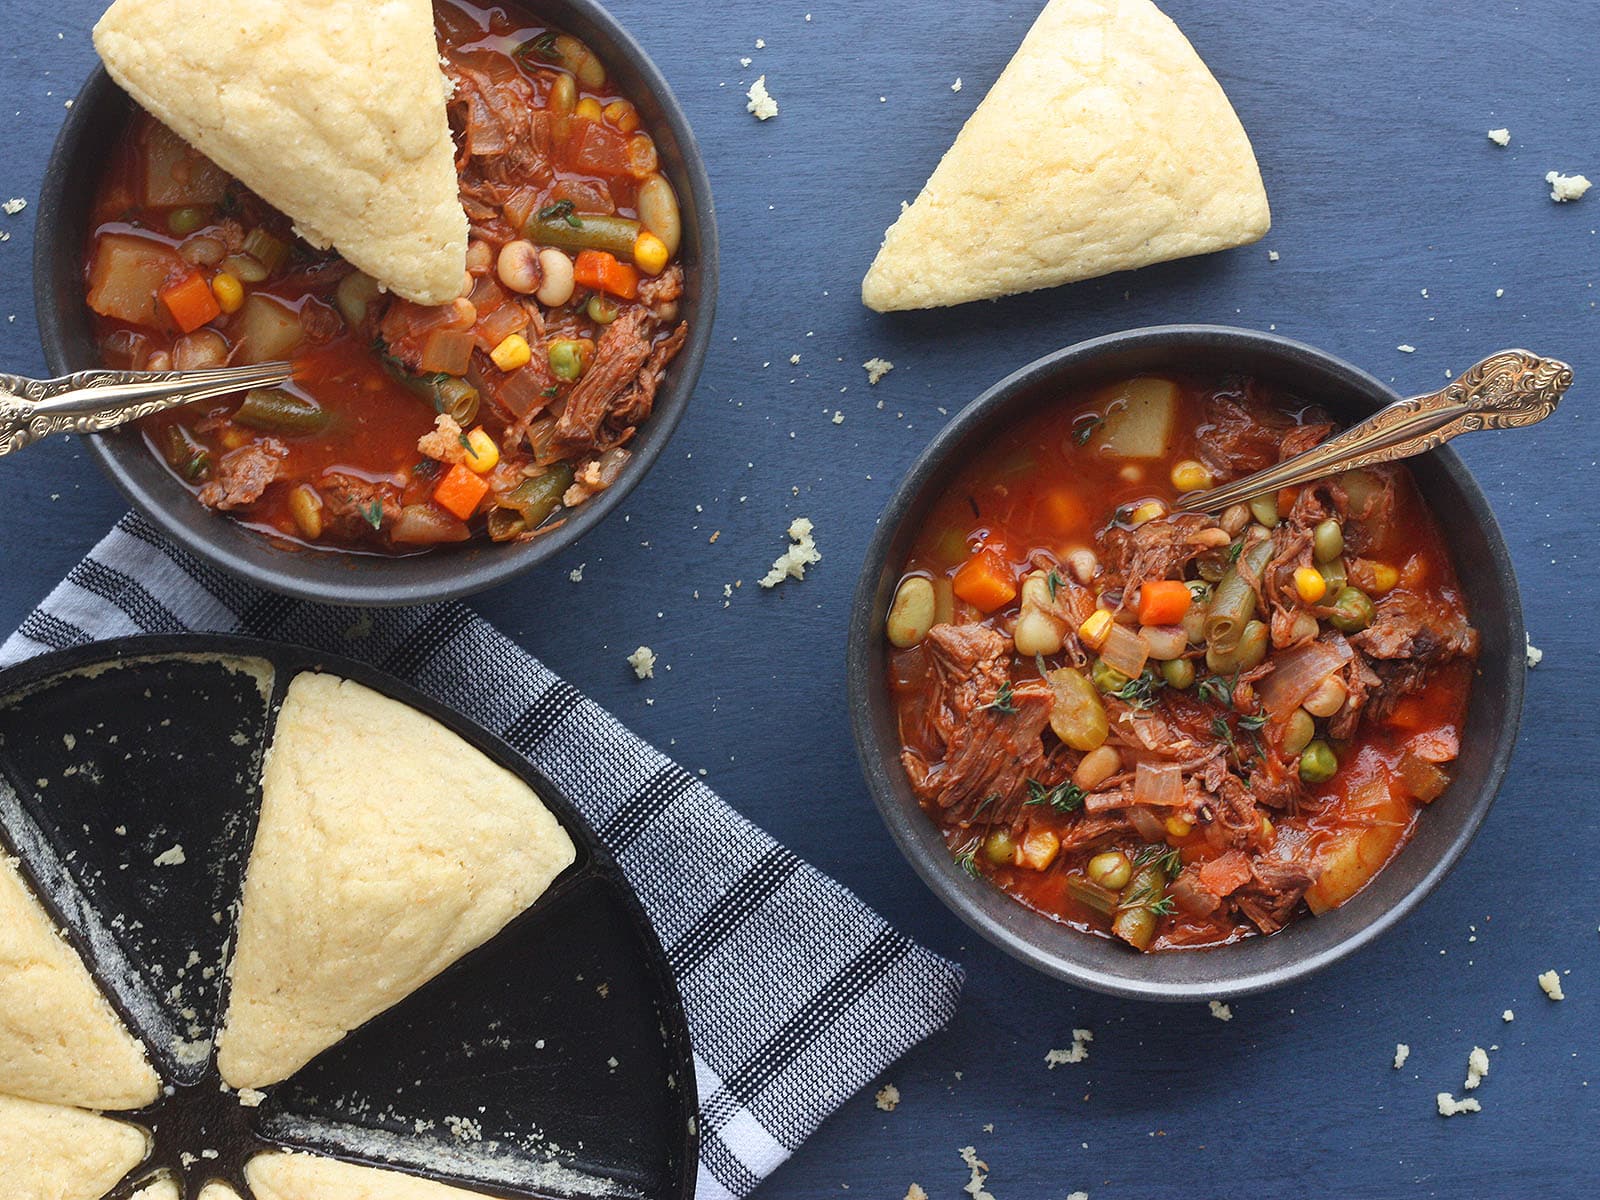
1257,637,1355,719
1126,806,1168,841
420,327,477,376
1133,760,1185,807
1100,621,1150,680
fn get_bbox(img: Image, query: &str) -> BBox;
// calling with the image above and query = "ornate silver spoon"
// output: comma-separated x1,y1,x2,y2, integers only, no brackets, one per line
0,360,295,457
1181,349,1574,513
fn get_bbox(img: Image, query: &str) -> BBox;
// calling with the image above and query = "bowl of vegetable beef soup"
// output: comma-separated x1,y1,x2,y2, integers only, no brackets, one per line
848,325,1523,998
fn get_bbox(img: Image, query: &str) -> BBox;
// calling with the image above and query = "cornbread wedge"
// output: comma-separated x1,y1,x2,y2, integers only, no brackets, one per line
249,1152,498,1200
217,673,576,1089
0,1093,149,1200
862,0,1270,310
0,855,160,1111
93,0,468,304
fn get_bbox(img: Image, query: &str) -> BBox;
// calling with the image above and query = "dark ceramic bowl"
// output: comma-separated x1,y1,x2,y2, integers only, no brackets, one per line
33,0,717,606
847,325,1524,1000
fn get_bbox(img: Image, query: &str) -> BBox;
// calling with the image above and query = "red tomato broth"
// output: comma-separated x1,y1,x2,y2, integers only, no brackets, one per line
82,0,689,554
887,374,1473,951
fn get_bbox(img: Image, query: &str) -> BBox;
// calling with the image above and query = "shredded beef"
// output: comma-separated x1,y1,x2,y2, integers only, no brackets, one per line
318,473,402,543
1172,850,1254,916
1100,513,1229,600
197,441,286,510
1233,859,1318,934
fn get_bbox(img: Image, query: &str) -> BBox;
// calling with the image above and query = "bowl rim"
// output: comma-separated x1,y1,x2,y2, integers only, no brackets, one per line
32,0,719,607
846,323,1526,999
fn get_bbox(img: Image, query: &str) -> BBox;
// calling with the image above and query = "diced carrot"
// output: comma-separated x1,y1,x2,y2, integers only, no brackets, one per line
1384,695,1431,731
952,549,1018,613
1277,485,1301,515
433,462,490,521
572,249,639,300
1042,488,1087,530
1136,579,1192,626
160,271,221,334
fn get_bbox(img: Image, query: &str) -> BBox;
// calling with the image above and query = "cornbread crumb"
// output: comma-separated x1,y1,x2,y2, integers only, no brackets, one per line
759,518,820,588
863,357,894,384
1045,1028,1093,1067
1437,1092,1481,1117
568,563,585,583
1209,1000,1232,1021
1268,250,1279,261
626,646,657,680
1538,969,1565,1000
237,1087,266,1108
1526,634,1543,667
958,1147,994,1200
1397,344,1416,353
1487,128,1510,146
905,1187,929,1200
153,844,187,867
1394,1043,1410,1069
874,1083,900,1112
1545,170,1591,202
747,75,778,120
1,198,25,215
952,77,962,92
1502,1009,1515,1022
1464,1046,1489,1090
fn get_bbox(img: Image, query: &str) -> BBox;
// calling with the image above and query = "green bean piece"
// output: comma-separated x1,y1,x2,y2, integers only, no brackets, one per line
982,829,1016,867
487,465,577,541
241,228,290,275
1235,619,1270,671
1299,739,1339,783
167,207,208,236
1248,493,1280,528
158,423,211,481
1111,863,1169,952
1091,658,1131,694
524,211,640,258
1205,539,1273,652
1312,518,1345,563
1283,709,1316,757
1161,657,1195,689
1328,586,1375,633
335,272,382,326
1065,874,1120,916
1320,557,1348,591
233,387,329,436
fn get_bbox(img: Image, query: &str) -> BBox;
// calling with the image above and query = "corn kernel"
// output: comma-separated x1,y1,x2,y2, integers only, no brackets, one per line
490,333,532,372
633,230,670,276
603,99,640,133
1368,562,1400,593
1164,814,1195,839
1170,459,1212,492
221,426,251,450
211,271,244,314
1079,609,1115,651
1129,500,1166,526
463,427,499,474
1294,566,1328,603
575,96,604,122
1258,814,1275,842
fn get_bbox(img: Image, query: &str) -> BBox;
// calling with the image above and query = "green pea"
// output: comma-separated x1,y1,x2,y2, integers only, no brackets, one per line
1283,708,1316,757
1161,657,1195,689
1091,658,1131,694
1328,586,1375,633
586,293,620,325
1247,493,1280,528
167,207,208,236
1313,518,1345,564
548,340,585,381
982,828,1016,867
1235,619,1270,671
1299,739,1338,784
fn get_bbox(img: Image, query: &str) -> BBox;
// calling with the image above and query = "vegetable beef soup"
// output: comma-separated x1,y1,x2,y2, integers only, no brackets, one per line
886,375,1475,952
83,0,687,553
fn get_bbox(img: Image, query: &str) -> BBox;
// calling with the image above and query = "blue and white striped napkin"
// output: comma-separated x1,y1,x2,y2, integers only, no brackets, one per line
1,512,964,1199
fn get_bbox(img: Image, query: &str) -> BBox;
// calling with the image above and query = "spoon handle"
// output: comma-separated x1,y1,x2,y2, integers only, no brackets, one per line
1183,349,1574,514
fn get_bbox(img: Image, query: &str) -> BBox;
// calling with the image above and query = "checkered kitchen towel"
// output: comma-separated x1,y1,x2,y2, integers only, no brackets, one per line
1,512,964,1199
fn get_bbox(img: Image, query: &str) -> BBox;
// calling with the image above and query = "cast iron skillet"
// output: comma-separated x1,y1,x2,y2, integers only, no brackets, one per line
847,325,1525,1000
0,634,697,1199
33,0,718,607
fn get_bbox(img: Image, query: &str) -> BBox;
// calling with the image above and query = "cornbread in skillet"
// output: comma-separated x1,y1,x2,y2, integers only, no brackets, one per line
92,0,468,304
216,672,576,1089
0,855,160,1110
249,1151,498,1199
861,0,1270,310
0,1092,149,1200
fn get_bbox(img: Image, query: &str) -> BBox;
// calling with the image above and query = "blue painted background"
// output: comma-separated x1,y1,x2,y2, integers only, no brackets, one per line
1,1,1595,1196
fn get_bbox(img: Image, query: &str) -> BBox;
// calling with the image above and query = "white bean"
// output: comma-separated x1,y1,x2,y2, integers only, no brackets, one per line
535,248,575,307
1013,608,1064,656
497,240,541,294
173,330,228,370
1074,745,1121,791
466,239,493,274
637,173,682,256
886,577,936,648
1139,624,1188,660
1303,675,1349,718
1064,548,1098,584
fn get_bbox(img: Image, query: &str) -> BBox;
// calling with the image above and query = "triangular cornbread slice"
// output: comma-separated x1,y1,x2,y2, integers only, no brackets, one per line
0,1093,149,1200
93,0,468,305
0,855,161,1110
862,0,1270,310
249,1153,497,1200
216,673,576,1089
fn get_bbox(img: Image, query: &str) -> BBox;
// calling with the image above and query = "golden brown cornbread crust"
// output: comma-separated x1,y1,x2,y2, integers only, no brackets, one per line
94,0,468,305
861,0,1270,311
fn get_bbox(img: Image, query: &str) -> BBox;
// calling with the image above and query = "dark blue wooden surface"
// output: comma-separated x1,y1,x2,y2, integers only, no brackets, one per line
2,2,1596,1196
